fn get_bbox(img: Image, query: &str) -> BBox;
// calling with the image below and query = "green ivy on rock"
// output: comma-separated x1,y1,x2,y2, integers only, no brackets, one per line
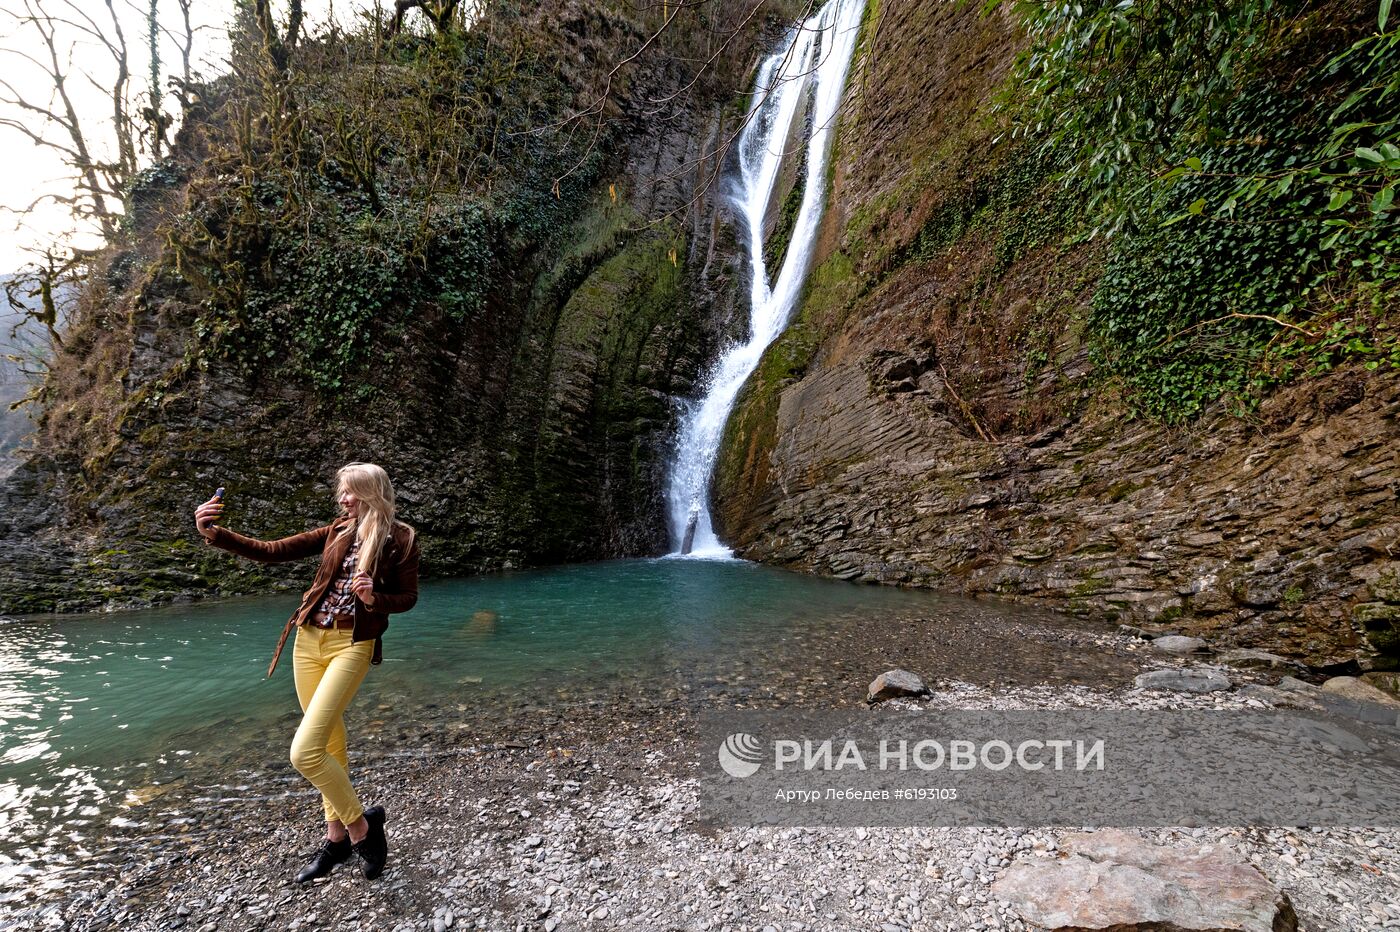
995,0,1399,421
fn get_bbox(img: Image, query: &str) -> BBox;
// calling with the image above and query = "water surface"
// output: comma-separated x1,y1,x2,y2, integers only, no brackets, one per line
0,558,1131,901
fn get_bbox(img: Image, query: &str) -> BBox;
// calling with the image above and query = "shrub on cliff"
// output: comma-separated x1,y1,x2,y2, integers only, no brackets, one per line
999,0,1399,420
152,2,625,406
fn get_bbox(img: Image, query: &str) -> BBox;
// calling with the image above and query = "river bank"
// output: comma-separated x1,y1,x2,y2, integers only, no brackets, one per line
10,618,1400,932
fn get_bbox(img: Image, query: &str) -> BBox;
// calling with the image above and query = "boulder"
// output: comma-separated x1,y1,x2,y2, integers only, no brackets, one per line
1153,635,1209,655
1134,668,1231,693
992,829,1298,932
1274,675,1400,725
1320,676,1400,709
867,669,929,703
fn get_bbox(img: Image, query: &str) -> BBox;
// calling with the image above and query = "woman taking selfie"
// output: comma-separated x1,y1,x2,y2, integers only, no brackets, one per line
193,462,420,883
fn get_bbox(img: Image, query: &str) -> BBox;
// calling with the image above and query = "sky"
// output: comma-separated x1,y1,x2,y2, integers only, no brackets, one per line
0,0,384,271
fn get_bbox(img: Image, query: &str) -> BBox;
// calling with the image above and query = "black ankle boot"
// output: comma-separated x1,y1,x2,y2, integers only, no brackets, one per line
294,835,352,883
352,805,388,880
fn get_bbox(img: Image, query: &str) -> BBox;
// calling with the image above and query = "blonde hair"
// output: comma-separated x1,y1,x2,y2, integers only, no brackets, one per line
333,462,415,576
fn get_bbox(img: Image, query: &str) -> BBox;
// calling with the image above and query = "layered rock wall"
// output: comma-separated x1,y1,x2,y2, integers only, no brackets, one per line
713,0,1400,665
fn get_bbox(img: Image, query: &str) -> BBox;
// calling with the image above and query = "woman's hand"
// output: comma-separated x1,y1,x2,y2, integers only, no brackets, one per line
194,495,223,539
351,571,376,608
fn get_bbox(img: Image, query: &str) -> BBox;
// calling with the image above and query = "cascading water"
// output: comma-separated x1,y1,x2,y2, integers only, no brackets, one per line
665,0,867,557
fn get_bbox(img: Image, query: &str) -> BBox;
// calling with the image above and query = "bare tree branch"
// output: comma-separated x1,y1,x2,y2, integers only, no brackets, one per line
3,248,84,354
98,0,139,181
387,0,464,36
0,116,84,162
13,0,120,236
251,0,305,71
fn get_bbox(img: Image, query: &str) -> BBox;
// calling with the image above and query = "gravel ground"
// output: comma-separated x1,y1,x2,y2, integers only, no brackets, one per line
5,629,1399,932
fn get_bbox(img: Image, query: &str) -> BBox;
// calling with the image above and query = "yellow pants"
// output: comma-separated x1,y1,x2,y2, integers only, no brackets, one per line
290,623,374,825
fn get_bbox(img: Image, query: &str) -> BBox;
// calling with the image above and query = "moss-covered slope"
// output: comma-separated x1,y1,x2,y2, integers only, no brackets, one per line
0,0,784,612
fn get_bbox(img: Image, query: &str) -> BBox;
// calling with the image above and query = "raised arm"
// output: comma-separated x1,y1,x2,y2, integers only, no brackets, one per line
195,494,333,563
203,523,334,564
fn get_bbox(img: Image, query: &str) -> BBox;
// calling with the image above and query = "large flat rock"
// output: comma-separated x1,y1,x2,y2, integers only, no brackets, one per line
1153,636,1209,655
1134,668,1232,693
992,829,1297,932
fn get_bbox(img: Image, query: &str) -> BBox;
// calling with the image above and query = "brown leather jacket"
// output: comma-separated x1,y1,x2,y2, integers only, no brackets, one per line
203,515,421,677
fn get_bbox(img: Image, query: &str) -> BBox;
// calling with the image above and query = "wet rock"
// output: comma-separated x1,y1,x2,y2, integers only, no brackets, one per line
867,669,930,703
1152,635,1209,655
1134,669,1231,693
992,828,1297,932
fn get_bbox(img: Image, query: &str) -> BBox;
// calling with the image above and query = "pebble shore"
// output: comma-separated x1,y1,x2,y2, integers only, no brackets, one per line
9,628,1400,932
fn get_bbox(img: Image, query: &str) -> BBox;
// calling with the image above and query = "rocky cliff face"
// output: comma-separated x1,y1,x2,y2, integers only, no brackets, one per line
4,0,1395,674
0,0,775,613
713,0,1400,667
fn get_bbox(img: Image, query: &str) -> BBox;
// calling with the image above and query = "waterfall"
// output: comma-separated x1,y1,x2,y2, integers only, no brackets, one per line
664,0,867,557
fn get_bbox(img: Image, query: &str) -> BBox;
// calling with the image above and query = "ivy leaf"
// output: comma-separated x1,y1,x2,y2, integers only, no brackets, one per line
1373,185,1396,214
